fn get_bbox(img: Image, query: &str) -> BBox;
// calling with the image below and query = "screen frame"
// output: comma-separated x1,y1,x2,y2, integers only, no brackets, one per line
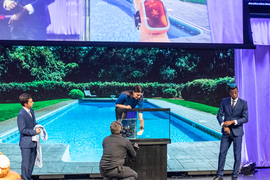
0,0,255,49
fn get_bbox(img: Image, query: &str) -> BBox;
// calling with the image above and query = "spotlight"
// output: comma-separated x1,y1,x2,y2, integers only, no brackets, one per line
241,162,256,175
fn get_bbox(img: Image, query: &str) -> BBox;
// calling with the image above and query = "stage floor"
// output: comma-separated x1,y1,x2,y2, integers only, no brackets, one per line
168,168,270,180
27,168,270,179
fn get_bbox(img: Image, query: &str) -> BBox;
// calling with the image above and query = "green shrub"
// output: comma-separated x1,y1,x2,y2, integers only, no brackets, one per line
0,78,233,105
68,89,84,99
181,76,235,107
0,81,183,102
162,89,178,98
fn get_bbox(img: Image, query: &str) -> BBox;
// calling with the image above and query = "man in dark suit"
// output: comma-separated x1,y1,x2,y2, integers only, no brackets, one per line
3,0,55,40
100,121,138,180
17,93,40,180
213,84,248,180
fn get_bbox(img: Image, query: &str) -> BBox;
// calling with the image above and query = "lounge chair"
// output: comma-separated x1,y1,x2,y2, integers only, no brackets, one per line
84,90,97,98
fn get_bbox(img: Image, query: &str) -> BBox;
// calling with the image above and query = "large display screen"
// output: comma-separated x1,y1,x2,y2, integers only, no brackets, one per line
0,45,236,176
0,0,246,44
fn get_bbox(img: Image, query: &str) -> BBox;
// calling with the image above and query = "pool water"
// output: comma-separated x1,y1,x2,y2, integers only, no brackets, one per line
4,102,218,162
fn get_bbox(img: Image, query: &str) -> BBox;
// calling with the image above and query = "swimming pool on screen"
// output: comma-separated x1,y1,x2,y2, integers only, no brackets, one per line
1,100,219,162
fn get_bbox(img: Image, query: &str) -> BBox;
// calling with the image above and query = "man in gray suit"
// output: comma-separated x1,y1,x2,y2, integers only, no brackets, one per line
100,121,138,180
213,84,248,180
17,93,40,180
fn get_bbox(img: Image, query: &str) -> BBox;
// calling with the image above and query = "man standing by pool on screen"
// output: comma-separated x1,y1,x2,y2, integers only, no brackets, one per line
17,93,40,180
213,84,248,180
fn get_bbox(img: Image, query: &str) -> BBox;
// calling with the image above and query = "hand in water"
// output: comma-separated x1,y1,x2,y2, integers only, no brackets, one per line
137,126,144,135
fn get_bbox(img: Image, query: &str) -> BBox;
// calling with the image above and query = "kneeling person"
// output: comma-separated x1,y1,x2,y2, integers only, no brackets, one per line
100,121,138,180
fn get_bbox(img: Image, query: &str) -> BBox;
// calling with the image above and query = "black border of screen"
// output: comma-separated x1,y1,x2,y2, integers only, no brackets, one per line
0,0,255,49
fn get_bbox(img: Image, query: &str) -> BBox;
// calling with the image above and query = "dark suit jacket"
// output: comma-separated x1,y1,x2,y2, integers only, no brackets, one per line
100,134,136,170
217,97,248,136
13,0,55,28
17,108,37,148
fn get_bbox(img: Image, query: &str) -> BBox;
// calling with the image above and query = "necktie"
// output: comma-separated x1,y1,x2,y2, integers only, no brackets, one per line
28,111,32,118
232,100,236,109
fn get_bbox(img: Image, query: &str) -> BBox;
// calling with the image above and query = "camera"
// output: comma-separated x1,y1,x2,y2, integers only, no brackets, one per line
132,143,140,150
121,125,134,138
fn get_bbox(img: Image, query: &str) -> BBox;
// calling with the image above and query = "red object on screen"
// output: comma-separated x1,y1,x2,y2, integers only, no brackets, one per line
0,15,5,19
144,0,168,28
139,0,170,34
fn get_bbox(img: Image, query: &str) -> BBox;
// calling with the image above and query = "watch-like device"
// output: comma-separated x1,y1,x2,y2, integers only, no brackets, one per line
134,0,170,34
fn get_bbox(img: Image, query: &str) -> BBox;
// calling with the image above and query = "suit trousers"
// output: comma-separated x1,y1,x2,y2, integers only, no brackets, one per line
11,24,47,40
216,132,242,178
21,146,37,180
100,166,138,180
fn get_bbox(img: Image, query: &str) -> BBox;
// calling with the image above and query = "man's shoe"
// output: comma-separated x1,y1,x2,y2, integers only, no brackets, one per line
231,177,238,180
213,176,223,180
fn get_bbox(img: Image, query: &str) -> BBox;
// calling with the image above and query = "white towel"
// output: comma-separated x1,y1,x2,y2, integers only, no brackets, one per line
32,124,48,168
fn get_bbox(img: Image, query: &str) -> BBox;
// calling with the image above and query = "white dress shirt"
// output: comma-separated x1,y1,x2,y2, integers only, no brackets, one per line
221,97,238,126
23,107,32,118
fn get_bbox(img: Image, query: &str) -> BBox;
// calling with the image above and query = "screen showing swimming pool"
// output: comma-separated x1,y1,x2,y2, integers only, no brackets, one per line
0,46,235,175
2,101,218,162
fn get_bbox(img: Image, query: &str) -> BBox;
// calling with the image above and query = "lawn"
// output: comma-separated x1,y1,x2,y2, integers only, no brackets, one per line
0,99,70,122
160,98,219,115
0,98,219,122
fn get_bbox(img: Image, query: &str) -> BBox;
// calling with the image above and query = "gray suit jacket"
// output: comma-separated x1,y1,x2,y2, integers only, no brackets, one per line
100,134,136,170
217,97,248,136
17,108,37,148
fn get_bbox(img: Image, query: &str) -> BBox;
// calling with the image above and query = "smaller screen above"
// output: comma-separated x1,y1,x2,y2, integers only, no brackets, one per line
0,0,243,44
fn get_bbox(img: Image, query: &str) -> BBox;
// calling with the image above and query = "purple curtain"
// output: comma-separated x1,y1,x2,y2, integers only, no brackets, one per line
47,0,84,35
250,18,270,45
235,18,270,167
207,0,243,43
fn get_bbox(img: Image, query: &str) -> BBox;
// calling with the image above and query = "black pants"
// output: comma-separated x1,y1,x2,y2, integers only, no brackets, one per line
100,166,138,180
21,147,37,180
11,24,47,40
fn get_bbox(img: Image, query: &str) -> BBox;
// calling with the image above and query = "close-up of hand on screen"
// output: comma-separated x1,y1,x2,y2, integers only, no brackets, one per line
8,7,29,26
4,0,24,14
133,0,170,42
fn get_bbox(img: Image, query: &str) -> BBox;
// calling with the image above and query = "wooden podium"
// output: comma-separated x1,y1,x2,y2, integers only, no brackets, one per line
125,139,171,180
